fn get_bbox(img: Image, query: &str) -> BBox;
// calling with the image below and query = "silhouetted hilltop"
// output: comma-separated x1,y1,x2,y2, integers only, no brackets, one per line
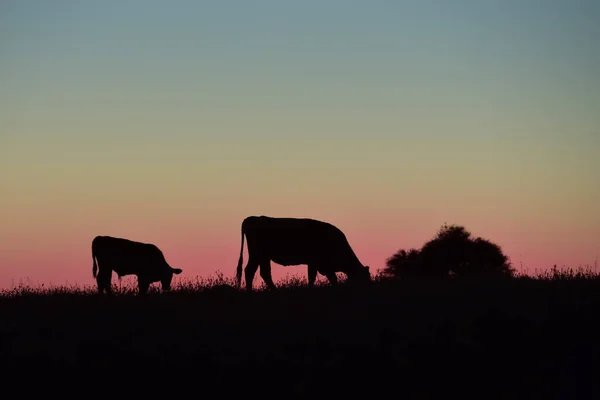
1,268,599,398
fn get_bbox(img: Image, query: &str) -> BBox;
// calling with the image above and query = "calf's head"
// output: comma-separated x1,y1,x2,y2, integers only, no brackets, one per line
161,267,183,291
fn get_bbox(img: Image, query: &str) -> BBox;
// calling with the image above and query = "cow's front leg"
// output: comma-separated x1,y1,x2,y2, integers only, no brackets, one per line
307,265,318,288
137,278,150,295
325,272,338,286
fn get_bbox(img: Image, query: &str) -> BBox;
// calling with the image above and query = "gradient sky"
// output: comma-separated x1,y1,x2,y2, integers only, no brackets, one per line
1,0,599,290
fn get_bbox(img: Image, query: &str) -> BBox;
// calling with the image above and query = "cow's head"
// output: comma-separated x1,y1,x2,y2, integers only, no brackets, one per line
347,264,372,285
161,267,183,291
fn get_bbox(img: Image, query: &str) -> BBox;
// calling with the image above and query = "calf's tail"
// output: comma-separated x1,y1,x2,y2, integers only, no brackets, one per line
235,223,246,288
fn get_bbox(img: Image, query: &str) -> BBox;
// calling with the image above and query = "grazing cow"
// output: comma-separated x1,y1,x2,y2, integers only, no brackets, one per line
92,236,182,295
235,216,371,291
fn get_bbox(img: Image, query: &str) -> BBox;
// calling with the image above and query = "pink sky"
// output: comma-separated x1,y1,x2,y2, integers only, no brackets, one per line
1,205,598,291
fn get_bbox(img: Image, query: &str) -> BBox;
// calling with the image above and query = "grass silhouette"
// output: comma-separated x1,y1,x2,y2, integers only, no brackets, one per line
1,266,599,398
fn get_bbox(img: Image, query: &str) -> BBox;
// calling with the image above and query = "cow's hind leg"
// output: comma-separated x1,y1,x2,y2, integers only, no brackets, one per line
259,259,277,290
96,268,112,295
244,257,260,292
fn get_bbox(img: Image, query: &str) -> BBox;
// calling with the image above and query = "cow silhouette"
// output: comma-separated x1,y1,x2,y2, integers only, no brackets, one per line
91,236,182,295
235,216,371,291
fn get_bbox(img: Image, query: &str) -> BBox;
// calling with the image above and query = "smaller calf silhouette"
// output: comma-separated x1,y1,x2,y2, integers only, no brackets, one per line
91,236,182,295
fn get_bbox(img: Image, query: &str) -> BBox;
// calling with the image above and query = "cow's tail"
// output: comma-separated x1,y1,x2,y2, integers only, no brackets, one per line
92,240,98,278
235,221,246,288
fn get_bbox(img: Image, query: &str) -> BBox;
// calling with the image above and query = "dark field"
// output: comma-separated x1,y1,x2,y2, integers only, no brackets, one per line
1,269,600,398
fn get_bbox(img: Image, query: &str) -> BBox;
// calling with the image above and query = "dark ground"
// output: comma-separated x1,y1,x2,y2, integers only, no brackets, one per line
1,274,599,398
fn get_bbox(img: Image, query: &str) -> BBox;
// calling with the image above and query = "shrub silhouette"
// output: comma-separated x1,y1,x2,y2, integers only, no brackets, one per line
382,248,424,279
383,223,515,280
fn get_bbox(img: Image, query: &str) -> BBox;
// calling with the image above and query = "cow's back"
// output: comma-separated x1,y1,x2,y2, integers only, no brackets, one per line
245,216,353,265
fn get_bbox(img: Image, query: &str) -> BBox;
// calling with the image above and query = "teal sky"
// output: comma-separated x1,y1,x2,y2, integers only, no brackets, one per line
0,1,599,288
3,1,599,141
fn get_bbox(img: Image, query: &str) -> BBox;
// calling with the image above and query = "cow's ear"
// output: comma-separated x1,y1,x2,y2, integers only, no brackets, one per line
173,268,183,275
